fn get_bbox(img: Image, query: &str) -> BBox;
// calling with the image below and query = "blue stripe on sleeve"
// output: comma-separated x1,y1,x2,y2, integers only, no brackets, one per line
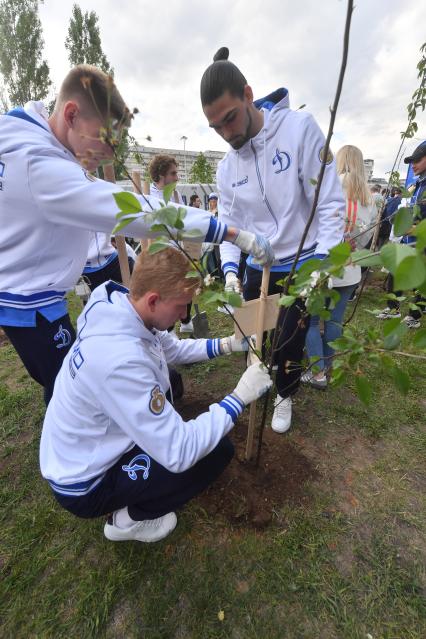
205,218,227,243
219,393,245,422
207,338,221,359
222,261,239,276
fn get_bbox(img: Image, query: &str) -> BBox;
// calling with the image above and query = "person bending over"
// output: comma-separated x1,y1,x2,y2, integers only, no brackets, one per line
40,247,272,543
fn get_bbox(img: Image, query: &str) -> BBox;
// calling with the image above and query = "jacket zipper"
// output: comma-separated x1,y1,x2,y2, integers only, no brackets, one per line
250,141,279,231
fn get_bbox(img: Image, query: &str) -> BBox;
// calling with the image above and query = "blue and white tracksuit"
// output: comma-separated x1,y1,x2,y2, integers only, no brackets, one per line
217,88,346,399
40,282,240,520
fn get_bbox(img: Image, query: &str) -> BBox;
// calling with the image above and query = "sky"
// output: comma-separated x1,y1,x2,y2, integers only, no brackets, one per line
37,0,426,179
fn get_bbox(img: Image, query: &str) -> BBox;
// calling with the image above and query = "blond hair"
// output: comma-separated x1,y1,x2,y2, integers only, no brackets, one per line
129,247,201,300
55,64,130,126
336,145,372,207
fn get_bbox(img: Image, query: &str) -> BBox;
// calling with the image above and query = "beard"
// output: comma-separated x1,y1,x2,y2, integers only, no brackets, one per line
229,108,253,150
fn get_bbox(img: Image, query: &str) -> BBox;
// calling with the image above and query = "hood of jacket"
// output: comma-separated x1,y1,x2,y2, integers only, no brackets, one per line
0,101,78,164
75,280,155,346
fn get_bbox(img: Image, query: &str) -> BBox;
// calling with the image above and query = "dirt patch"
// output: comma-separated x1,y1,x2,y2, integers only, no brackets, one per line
175,395,318,529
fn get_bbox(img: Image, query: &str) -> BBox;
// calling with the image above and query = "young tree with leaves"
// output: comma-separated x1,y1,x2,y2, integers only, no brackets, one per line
65,3,111,73
189,152,214,184
0,0,51,106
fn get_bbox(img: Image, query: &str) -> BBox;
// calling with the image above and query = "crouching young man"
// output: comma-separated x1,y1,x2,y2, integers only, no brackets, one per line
40,248,272,543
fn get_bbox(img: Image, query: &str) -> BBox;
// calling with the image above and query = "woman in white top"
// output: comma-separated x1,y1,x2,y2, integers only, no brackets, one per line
302,145,377,388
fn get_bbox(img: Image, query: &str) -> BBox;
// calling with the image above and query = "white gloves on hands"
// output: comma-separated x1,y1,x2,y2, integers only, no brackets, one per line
232,230,275,266
220,334,253,355
232,362,273,406
224,272,242,294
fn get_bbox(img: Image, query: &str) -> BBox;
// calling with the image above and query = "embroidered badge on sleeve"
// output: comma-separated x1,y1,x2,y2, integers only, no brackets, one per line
149,385,166,415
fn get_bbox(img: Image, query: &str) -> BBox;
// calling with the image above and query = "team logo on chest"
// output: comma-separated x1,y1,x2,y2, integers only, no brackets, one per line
272,148,291,173
54,324,72,349
149,384,166,415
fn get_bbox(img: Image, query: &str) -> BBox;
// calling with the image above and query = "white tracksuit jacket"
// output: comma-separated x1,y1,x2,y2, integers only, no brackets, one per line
0,102,225,313
40,282,243,494
217,88,346,276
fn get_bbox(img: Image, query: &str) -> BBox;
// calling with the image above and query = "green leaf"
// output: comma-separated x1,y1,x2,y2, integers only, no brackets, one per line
330,368,347,388
351,249,382,267
309,178,318,186
162,182,177,205
148,241,170,254
113,191,142,214
355,375,372,405
182,229,203,238
150,223,167,232
412,219,426,251
328,242,352,266
380,243,416,273
112,218,133,234
156,206,178,227
279,295,296,307
185,270,200,279
394,254,426,290
413,329,426,349
225,292,243,307
391,367,410,394
382,318,408,350
393,207,414,236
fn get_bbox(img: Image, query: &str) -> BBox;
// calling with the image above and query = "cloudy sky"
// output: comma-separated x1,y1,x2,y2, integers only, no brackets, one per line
38,0,426,178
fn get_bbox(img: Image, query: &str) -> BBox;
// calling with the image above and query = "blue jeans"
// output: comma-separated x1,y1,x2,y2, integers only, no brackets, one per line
304,284,357,372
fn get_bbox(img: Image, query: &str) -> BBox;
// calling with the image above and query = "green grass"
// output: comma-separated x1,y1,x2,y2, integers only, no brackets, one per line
0,283,425,638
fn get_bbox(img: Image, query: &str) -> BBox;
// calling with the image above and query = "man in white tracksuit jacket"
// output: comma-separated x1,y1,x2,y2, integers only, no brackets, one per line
0,64,273,404
40,247,272,543
201,48,345,433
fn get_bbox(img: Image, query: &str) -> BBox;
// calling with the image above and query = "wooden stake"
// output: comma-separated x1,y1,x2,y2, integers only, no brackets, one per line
131,171,151,253
245,265,271,461
103,163,131,288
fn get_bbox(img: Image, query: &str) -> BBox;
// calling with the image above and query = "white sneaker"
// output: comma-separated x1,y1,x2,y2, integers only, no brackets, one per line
104,511,177,543
180,320,194,334
376,307,401,320
271,395,292,433
402,315,421,329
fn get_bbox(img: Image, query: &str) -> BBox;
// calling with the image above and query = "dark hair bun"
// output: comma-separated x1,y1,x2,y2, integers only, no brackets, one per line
213,47,229,62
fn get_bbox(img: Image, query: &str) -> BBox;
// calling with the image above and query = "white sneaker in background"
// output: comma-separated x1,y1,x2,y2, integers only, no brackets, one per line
104,512,177,543
180,320,194,334
402,315,421,329
376,307,401,320
271,395,292,433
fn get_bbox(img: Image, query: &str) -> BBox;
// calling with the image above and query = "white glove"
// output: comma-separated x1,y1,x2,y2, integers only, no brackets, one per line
232,230,275,266
232,362,273,406
224,272,242,294
220,334,253,355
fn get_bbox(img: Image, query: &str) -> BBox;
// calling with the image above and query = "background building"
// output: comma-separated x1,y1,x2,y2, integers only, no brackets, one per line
126,145,225,184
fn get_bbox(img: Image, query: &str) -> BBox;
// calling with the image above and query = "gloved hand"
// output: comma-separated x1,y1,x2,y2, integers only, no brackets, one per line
232,362,273,406
232,230,275,266
224,272,242,294
220,334,253,355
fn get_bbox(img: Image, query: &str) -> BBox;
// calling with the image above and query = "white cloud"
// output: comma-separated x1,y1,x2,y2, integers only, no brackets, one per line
38,0,426,177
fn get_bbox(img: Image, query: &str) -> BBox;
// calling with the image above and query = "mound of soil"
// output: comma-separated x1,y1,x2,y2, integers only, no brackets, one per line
175,395,318,529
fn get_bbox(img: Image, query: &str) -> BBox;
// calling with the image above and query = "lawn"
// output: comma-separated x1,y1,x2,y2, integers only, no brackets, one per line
0,278,425,639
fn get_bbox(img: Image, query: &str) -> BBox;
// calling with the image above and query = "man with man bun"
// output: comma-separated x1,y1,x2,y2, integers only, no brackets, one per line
200,48,345,433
